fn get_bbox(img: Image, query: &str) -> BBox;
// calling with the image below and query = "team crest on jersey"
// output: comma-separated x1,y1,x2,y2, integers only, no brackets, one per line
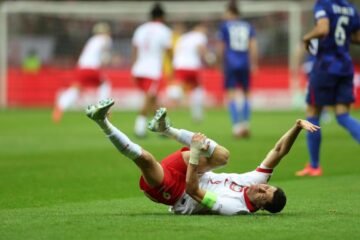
163,192,171,200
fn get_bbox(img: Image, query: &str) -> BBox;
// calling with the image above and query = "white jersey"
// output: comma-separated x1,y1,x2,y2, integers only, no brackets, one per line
171,167,272,215
77,34,112,69
173,31,207,70
131,21,172,79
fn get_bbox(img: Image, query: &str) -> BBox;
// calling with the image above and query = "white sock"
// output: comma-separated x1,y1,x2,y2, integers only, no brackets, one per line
134,115,147,137
97,81,111,101
260,164,273,170
58,87,79,110
97,118,142,160
165,127,217,157
190,87,204,121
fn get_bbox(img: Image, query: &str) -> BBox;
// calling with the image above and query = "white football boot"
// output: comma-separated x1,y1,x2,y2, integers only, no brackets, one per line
86,98,115,121
148,107,171,133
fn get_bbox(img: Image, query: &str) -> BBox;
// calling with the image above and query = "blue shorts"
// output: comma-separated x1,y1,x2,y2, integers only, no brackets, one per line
306,71,355,106
224,68,250,91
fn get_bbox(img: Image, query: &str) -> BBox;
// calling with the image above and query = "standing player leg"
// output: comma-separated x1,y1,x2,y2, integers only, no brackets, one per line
296,71,325,176
227,88,241,136
224,68,240,136
335,104,360,142
237,69,251,137
296,104,323,176
86,98,164,187
134,79,159,138
189,86,204,122
52,85,80,123
96,81,111,102
333,76,360,142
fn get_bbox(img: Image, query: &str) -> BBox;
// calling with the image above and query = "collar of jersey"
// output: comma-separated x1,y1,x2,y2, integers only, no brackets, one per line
244,187,258,213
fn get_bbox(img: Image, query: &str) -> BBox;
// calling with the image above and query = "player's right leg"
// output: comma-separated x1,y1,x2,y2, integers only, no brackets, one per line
86,98,164,187
148,107,229,168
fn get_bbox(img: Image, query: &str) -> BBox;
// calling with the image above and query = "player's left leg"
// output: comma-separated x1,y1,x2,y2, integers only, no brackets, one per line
87,98,164,187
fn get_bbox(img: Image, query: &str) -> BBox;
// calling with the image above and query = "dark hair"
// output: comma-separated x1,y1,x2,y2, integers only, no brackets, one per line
227,0,240,16
150,2,165,20
264,187,287,213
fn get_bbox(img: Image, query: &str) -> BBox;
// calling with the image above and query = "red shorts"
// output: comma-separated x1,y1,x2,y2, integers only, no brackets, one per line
75,68,102,87
174,69,200,88
134,77,160,94
139,147,189,205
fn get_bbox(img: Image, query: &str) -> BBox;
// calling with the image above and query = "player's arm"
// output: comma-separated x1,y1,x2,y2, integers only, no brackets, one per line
260,120,320,169
100,39,113,67
185,133,211,203
198,43,208,63
131,45,138,66
303,18,330,51
249,37,258,73
351,30,360,44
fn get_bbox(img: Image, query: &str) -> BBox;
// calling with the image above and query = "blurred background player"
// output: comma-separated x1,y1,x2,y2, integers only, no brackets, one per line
217,0,258,138
296,0,360,176
171,22,209,122
131,2,172,138
52,22,112,123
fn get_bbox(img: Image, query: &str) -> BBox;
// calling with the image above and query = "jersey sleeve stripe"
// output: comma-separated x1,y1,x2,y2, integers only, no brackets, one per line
256,167,273,173
315,10,327,19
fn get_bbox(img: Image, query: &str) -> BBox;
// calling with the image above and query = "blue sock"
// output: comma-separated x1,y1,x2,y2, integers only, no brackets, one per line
242,98,251,122
228,100,239,125
307,117,321,168
336,113,360,143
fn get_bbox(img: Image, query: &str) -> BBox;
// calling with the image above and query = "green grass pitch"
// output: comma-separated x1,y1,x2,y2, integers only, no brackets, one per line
0,108,359,240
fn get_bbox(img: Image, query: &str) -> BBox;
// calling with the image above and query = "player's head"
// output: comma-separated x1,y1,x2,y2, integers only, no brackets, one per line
247,184,287,213
187,22,208,34
150,2,165,21
92,22,111,35
225,0,240,18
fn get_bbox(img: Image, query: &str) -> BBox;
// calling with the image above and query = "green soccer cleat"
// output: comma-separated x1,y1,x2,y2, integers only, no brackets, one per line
86,98,115,121
148,107,171,132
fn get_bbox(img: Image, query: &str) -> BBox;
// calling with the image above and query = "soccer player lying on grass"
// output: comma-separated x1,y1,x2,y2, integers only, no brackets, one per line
86,99,320,215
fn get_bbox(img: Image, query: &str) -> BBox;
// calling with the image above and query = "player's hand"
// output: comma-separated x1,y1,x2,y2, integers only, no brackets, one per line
303,39,311,53
296,119,320,132
191,133,209,151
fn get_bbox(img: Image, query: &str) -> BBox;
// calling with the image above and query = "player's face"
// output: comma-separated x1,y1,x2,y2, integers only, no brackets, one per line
248,184,277,208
